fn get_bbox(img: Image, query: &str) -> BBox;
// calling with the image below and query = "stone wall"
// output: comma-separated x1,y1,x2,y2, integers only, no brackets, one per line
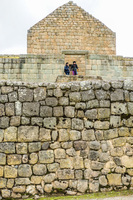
0,54,133,83
1,79,133,198
27,1,116,55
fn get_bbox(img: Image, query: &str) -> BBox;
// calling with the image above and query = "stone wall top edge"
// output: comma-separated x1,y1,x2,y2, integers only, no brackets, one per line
0,78,133,88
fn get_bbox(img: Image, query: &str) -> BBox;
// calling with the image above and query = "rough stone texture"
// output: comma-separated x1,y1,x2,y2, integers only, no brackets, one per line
1,80,133,196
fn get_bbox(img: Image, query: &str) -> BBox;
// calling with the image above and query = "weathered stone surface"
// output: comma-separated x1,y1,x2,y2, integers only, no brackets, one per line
59,129,69,142
59,97,69,105
47,163,60,172
44,173,56,183
86,100,99,109
52,130,58,141
81,90,95,101
121,155,133,168
104,129,118,140
0,129,4,142
90,141,100,150
1,189,11,198
111,103,128,115
0,104,5,116
57,118,71,129
7,179,14,188
107,174,122,186
94,121,109,130
22,154,28,163
57,169,74,179
75,170,83,179
84,120,94,129
8,91,17,102
18,164,32,177
111,147,123,157
99,153,109,162
44,184,53,193
122,174,130,186
18,126,39,142
100,100,110,108
53,181,68,190
112,138,126,147
99,175,107,186
15,178,31,185
89,151,99,161
74,141,87,150
60,158,73,169
16,143,27,154
13,186,26,193
21,116,30,125
0,153,6,165
61,142,72,149
70,130,81,140
89,180,99,192
98,108,110,119
39,128,51,141
0,142,15,153
50,142,60,149
26,185,37,195
66,148,76,157
82,130,95,141
1,86,13,94
91,161,104,170
110,116,121,128
7,154,21,165
65,106,75,118
23,102,40,116
15,101,22,116
0,178,7,188
43,117,56,129
69,92,81,102
18,88,33,102
54,149,66,159
95,130,103,141
119,127,129,136
53,106,63,117
4,127,17,142
42,142,50,150
31,117,43,126
29,153,38,164
40,106,52,117
0,166,3,176
29,142,41,153
45,97,58,106
85,109,97,120
34,87,46,101
73,157,84,169
4,166,17,178
75,102,86,110
127,102,133,115
77,180,88,193
0,116,9,128
10,116,21,126
72,118,84,130
39,150,54,163
33,164,47,175
111,89,124,101
95,90,108,100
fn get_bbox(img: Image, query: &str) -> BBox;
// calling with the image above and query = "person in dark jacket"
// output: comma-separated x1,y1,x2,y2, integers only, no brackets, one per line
71,61,78,75
64,62,70,75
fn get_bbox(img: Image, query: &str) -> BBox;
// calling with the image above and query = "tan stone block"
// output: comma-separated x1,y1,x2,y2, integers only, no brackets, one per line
7,154,22,165
112,138,126,147
107,174,122,186
7,179,14,188
39,128,51,141
4,166,17,178
0,167,3,177
16,143,27,154
60,158,73,169
73,157,84,169
121,155,133,168
29,153,38,164
31,176,42,184
4,127,17,142
54,149,66,159
13,186,26,193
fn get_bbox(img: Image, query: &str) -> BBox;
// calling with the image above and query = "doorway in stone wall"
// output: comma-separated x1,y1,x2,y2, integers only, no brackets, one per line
62,50,89,76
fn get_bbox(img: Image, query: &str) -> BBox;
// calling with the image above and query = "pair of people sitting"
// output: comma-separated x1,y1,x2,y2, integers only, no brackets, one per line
64,61,78,75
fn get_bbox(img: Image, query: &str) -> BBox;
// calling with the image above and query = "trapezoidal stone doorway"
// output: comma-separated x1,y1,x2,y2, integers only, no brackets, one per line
62,50,89,76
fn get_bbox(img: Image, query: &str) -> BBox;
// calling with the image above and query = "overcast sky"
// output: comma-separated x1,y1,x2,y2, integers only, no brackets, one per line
0,0,133,57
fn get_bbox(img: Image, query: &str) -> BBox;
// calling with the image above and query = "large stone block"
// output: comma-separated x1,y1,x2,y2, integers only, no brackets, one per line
57,169,74,179
4,166,17,178
34,87,46,101
72,118,84,130
89,180,99,192
40,106,52,117
45,97,58,106
1,86,13,94
77,180,88,193
110,116,121,128
0,178,7,188
10,116,21,126
74,141,87,150
98,108,110,119
44,173,56,183
107,174,122,186
111,103,128,115
127,102,133,115
0,129,4,142
39,128,51,141
8,91,17,102
18,88,33,102
54,149,66,159
4,127,17,142
33,164,47,175
0,104,5,116
0,142,15,153
69,92,81,102
7,154,22,165
121,155,133,168
29,153,38,164
47,163,60,172
81,90,95,101
23,102,40,116
0,153,6,165
94,121,109,130
0,117,9,128
59,97,69,105
111,89,124,101
13,186,26,193
0,166,3,176
29,142,41,153
15,178,31,185
18,164,32,177
53,181,68,190
73,157,84,169
112,138,126,147
53,106,63,117
18,126,39,142
86,100,99,109
104,129,118,140
60,158,73,169
57,118,71,129
43,117,56,129
16,143,27,154
90,141,100,150
85,109,97,120
95,90,108,100
70,130,81,140
31,176,42,185
59,129,69,142
82,129,95,141
65,106,75,118
39,150,54,163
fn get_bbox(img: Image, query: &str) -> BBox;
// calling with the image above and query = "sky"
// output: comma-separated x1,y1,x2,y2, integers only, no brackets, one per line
0,0,133,57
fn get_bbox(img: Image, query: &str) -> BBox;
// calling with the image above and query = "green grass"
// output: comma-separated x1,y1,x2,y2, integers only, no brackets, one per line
26,190,133,200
